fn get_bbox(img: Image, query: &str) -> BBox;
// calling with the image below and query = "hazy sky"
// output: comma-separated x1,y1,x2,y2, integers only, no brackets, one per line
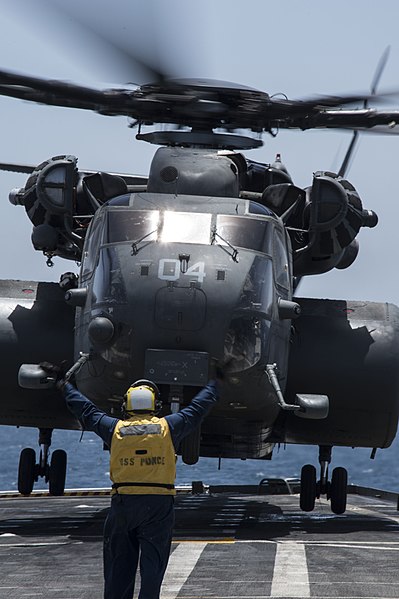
0,0,399,306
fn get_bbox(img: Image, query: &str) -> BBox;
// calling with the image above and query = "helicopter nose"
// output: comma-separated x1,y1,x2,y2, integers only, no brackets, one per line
154,284,206,331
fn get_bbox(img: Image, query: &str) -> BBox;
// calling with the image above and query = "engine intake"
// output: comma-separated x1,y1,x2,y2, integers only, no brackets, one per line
9,155,128,263
288,171,377,277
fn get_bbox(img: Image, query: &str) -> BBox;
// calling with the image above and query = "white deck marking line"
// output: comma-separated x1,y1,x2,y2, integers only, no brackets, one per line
0,541,76,547
228,538,399,545
303,543,399,551
161,541,207,599
163,597,399,599
271,541,310,597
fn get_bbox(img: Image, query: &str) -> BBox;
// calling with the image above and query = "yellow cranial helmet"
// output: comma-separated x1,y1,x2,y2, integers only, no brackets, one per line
124,379,161,413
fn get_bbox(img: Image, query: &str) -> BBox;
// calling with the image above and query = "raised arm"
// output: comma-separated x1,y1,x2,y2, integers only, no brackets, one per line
62,382,118,448
165,380,219,449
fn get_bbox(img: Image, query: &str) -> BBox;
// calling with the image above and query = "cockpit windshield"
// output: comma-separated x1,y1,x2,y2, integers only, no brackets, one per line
106,209,212,245
104,208,273,254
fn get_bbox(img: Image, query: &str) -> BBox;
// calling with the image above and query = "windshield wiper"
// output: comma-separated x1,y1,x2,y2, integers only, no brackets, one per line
131,228,158,256
211,226,239,262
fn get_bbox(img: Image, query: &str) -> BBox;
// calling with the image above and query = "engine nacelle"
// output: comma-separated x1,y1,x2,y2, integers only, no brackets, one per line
9,156,129,262
288,172,377,276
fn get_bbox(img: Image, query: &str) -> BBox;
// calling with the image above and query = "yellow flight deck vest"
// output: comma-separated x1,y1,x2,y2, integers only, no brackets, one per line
110,415,176,495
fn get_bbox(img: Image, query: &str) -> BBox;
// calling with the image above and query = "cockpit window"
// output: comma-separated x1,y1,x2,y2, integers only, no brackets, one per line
81,211,104,281
224,317,269,373
105,209,211,245
92,247,127,305
273,227,290,290
216,215,271,254
238,256,274,315
107,210,159,244
248,201,275,217
107,194,131,207
160,212,211,243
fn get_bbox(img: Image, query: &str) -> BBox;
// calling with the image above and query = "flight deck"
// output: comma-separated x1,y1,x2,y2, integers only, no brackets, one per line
0,482,398,599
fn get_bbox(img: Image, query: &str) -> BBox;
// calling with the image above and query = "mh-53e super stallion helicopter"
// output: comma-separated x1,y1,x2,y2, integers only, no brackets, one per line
1,58,399,514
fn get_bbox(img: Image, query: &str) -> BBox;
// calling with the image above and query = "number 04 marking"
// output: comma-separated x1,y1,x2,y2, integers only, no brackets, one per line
158,259,206,283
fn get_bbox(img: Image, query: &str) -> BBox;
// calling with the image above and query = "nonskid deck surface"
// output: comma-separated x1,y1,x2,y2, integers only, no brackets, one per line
0,487,398,599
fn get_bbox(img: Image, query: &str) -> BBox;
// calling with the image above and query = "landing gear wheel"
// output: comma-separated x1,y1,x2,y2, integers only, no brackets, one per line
49,449,67,496
330,466,347,514
18,448,36,495
300,464,317,512
181,427,201,465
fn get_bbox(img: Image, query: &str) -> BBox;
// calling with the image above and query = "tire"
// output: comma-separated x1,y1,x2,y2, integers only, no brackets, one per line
300,464,317,512
330,466,347,514
49,449,67,496
181,427,201,465
18,448,36,495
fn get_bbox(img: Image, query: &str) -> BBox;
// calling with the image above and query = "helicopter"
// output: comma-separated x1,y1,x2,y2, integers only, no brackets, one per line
1,50,399,513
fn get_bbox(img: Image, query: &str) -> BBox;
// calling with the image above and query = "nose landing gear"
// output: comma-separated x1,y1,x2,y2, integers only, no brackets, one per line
299,445,347,514
17,428,67,496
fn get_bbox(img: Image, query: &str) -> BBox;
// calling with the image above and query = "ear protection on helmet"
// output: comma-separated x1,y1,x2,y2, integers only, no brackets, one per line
123,379,161,414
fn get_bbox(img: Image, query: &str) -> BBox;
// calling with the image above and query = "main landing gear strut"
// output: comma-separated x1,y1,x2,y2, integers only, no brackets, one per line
300,445,348,514
18,428,67,496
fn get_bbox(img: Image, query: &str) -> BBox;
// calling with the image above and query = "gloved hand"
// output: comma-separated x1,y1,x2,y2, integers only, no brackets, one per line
210,359,228,382
39,362,67,390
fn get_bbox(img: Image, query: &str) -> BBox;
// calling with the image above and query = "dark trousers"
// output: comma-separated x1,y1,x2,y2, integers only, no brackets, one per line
103,494,175,599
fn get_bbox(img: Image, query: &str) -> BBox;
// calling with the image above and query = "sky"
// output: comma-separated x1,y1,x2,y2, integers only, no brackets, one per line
0,0,399,304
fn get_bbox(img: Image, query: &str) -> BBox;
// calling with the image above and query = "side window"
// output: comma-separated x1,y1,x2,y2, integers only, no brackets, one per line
273,227,290,290
81,212,104,281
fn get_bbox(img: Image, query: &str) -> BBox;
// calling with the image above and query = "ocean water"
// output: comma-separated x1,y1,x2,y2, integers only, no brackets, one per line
1,424,398,493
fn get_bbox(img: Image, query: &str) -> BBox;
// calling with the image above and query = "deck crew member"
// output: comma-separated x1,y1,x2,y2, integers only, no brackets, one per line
60,376,220,599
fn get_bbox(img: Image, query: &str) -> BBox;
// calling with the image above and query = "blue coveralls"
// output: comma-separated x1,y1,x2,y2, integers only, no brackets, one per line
63,381,219,599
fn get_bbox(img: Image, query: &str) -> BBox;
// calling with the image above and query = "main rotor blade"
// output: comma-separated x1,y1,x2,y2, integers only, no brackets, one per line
1,68,399,135
0,69,135,110
337,131,359,177
301,109,399,133
4,0,177,86
0,162,34,174
52,8,171,85
370,46,391,96
338,46,391,177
